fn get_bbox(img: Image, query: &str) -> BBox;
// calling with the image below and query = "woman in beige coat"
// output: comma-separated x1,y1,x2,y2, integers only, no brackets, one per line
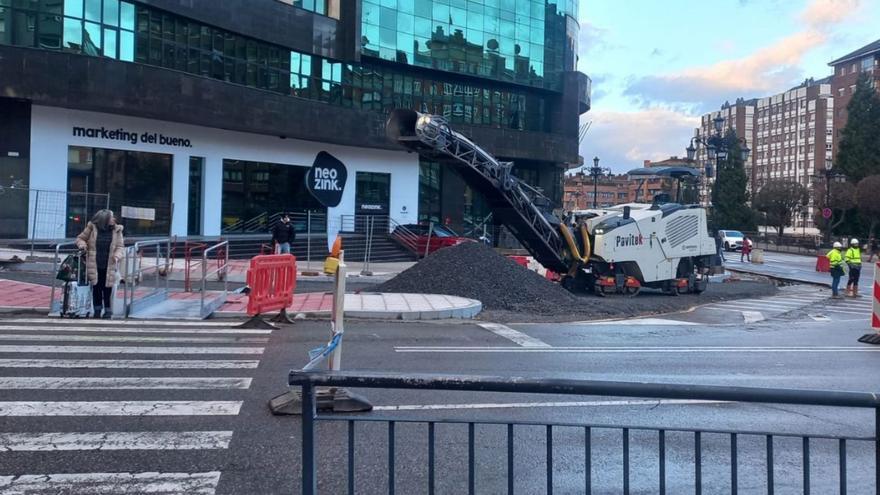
76,209,125,318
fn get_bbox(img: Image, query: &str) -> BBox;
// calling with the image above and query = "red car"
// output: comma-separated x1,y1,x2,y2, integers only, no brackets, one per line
391,224,473,256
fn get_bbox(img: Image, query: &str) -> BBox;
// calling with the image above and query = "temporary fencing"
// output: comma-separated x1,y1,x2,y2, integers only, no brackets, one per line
244,254,297,325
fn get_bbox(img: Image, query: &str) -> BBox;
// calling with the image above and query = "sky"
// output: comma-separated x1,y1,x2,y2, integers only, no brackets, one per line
576,0,880,174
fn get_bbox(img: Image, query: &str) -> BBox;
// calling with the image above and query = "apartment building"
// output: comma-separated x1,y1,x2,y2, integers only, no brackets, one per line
752,78,833,231
828,38,880,158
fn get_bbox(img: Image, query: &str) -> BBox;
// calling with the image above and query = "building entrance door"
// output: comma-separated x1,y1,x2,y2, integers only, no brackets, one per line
355,172,390,233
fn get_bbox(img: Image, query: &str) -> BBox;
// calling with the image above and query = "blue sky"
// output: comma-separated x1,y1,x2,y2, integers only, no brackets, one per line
576,0,880,173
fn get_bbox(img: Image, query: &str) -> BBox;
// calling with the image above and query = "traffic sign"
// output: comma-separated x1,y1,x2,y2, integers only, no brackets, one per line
822,208,832,219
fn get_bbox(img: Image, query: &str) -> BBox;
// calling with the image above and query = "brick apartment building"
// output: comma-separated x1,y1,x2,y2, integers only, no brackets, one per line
828,39,880,158
562,158,687,210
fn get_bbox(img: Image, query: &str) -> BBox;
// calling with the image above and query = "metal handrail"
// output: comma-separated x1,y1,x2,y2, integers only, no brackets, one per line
290,371,880,408
292,370,880,495
200,240,229,317
123,238,171,317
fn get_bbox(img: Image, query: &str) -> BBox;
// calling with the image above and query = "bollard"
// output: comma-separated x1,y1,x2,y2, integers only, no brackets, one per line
856,262,880,344
751,249,764,264
269,251,372,414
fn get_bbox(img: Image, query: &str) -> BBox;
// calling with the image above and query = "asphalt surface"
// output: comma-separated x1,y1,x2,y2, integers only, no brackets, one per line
0,289,877,494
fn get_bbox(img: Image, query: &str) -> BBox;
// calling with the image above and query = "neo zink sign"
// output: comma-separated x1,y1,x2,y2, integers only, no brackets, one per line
305,151,347,208
72,126,193,148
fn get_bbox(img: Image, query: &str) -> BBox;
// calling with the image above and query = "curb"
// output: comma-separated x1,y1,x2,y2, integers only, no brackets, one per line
214,301,482,321
725,267,831,288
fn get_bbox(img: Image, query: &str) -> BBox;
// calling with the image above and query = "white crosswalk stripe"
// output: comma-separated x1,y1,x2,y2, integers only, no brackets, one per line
0,471,222,494
0,318,272,494
701,287,873,322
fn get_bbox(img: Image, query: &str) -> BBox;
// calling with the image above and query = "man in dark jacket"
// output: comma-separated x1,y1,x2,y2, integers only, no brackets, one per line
271,214,296,254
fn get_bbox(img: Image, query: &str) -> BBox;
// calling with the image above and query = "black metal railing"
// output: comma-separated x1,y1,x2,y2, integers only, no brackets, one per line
289,371,880,495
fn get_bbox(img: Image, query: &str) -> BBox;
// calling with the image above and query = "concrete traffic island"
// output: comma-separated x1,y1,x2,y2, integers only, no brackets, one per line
215,291,481,321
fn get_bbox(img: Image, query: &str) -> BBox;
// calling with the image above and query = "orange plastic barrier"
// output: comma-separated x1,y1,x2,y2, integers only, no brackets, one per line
508,255,529,268
815,255,830,273
246,254,297,316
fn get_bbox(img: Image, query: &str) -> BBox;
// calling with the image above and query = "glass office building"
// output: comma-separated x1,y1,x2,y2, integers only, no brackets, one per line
0,0,590,239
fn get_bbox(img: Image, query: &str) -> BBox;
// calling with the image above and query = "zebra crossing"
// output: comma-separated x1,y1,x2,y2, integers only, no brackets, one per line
701,286,874,322
0,317,271,494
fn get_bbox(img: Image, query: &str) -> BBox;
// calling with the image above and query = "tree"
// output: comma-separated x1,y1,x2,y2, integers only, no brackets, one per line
837,73,880,181
814,180,857,243
753,179,808,241
856,175,880,238
709,130,756,231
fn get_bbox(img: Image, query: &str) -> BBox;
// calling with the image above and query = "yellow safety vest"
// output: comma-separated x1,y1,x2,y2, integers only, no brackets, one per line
845,247,861,266
827,249,843,268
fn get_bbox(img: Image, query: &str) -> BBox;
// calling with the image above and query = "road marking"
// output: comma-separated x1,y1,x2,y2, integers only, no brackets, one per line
0,401,242,416
809,314,832,321
0,431,233,451
0,345,264,354
742,311,765,324
3,318,236,327
373,399,726,412
395,346,880,353
0,334,268,344
0,359,260,369
0,325,271,334
569,318,697,326
477,322,550,347
0,471,221,494
0,377,252,390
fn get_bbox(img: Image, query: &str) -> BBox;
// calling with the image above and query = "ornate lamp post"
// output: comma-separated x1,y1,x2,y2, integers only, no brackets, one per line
685,116,750,206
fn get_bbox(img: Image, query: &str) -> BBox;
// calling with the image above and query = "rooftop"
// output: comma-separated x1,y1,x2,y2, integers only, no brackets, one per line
829,38,880,66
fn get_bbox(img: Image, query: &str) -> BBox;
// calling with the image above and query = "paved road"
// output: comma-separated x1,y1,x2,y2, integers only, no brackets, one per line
725,252,877,291
0,295,878,493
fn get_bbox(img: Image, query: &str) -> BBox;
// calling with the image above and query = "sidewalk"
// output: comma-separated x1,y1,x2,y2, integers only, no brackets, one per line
724,251,876,290
0,279,480,320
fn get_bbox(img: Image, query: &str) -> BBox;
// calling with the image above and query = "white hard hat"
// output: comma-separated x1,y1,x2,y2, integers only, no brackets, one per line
850,238,860,245
833,241,843,248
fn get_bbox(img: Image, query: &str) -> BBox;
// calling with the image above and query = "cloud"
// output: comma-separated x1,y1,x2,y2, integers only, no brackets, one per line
579,108,700,173
624,0,861,109
800,0,861,28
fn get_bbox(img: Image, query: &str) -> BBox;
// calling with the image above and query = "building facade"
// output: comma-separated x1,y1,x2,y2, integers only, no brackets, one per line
752,78,833,231
828,38,880,159
0,0,590,240
694,99,756,206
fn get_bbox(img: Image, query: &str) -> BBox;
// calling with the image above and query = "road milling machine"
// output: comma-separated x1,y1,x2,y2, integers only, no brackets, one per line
386,109,722,295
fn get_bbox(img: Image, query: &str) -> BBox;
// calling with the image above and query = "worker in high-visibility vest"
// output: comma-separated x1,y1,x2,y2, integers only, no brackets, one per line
845,238,862,298
827,241,844,298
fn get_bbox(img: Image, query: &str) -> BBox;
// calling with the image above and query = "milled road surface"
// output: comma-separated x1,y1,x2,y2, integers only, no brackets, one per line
0,292,876,494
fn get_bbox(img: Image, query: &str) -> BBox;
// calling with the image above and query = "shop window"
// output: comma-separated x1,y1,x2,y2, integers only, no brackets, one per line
67,146,173,236
221,159,324,234
418,160,441,224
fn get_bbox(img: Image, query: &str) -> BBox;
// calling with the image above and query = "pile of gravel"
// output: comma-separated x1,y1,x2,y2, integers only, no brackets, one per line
373,242,583,313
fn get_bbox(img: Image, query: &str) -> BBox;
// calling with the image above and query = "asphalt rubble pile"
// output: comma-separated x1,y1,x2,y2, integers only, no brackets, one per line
374,241,778,323
374,241,581,314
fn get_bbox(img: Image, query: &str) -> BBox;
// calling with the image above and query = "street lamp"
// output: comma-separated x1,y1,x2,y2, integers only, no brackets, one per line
810,163,847,243
588,156,612,208
686,116,750,206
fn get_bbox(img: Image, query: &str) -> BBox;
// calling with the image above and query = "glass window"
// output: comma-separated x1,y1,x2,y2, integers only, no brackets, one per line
83,20,100,54
64,0,83,18
38,13,62,49
102,0,117,26
102,26,115,57
62,16,81,51
118,28,132,60
83,0,99,21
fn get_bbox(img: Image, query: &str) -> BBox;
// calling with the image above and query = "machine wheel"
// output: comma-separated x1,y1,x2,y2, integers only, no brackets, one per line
593,282,608,297
723,242,730,252
663,281,679,296
623,286,640,297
